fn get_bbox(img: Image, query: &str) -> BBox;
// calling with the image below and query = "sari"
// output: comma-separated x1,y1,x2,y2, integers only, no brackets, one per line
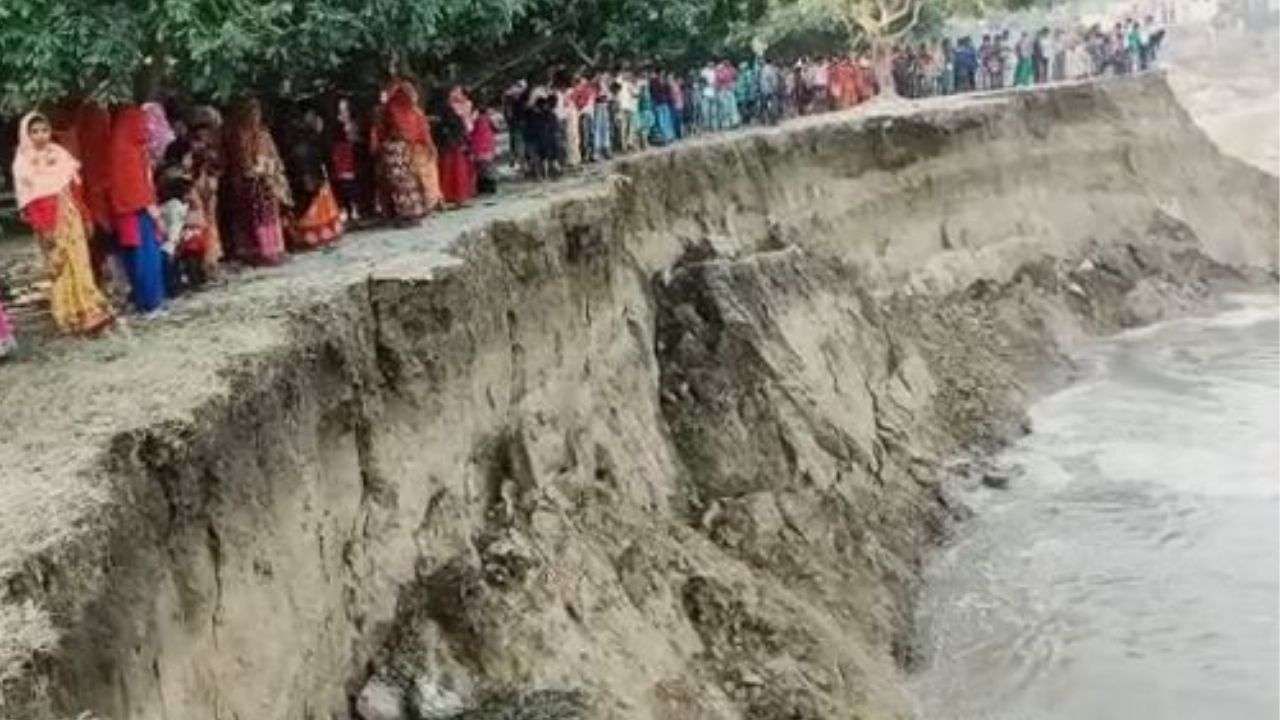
374,86,437,220
560,89,581,166
389,80,443,209
13,113,115,332
191,142,224,271
285,124,344,250
72,102,117,285
1014,39,1036,86
109,107,167,312
74,103,113,230
142,102,176,167
225,101,291,265
437,87,476,205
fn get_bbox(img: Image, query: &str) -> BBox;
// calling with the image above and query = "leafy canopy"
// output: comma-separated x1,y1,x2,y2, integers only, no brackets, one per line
0,0,534,112
0,0,1043,111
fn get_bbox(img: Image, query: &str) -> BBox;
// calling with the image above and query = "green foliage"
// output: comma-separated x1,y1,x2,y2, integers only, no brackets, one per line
752,0,1051,55
0,0,1046,111
0,0,537,112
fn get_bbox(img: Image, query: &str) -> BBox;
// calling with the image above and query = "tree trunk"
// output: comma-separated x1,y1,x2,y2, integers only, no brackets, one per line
871,36,898,99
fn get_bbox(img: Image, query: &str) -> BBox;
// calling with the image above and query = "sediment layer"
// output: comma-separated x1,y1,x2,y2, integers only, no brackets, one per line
0,74,1275,720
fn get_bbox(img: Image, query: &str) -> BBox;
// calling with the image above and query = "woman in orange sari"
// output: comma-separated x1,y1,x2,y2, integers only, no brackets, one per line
284,111,344,249
12,112,114,334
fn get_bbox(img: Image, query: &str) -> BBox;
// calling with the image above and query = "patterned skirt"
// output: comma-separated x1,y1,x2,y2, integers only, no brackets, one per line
289,182,345,250
379,139,428,220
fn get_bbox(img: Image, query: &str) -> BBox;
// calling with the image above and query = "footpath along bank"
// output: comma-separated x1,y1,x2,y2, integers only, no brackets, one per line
0,73,1276,720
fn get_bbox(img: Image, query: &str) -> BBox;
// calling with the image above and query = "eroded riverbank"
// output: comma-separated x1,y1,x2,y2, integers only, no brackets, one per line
0,74,1276,720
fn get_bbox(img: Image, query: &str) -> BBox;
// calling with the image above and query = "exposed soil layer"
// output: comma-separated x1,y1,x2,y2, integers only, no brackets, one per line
0,74,1275,720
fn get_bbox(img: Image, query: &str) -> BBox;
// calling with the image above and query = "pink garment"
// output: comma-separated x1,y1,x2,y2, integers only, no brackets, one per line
469,113,497,162
715,64,738,90
142,102,175,166
448,87,475,133
11,112,79,211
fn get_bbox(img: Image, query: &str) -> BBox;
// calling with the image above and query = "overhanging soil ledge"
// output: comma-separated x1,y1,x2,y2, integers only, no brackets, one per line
0,73,1276,720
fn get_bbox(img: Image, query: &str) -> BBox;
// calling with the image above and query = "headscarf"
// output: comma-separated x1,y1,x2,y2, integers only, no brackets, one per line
225,99,290,206
109,106,156,216
11,112,80,211
448,86,475,133
188,104,222,131
74,102,114,228
142,102,176,166
384,86,430,145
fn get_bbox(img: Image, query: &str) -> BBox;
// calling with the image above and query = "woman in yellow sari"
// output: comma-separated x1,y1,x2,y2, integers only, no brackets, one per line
11,112,114,335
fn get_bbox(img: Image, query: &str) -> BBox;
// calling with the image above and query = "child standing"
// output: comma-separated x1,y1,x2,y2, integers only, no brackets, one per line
469,102,498,195
159,177,208,294
330,125,361,222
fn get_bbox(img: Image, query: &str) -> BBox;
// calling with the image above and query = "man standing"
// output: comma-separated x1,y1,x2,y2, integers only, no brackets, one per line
978,35,995,90
613,71,637,153
592,72,612,160
759,58,783,124
700,61,719,132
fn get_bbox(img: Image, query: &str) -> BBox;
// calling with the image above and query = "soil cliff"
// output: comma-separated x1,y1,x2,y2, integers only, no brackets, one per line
0,73,1275,720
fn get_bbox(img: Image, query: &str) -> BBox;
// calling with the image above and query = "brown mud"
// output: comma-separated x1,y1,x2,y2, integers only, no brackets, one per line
0,73,1275,720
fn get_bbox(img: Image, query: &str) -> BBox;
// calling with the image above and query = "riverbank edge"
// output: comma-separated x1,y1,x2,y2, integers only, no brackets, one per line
0,72,1276,720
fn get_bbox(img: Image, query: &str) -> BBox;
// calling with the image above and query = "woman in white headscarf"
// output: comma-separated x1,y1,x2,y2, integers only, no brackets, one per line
11,112,114,334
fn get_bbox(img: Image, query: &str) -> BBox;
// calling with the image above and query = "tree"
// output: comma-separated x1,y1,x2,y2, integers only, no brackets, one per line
0,0,775,113
0,0,537,113
762,0,925,97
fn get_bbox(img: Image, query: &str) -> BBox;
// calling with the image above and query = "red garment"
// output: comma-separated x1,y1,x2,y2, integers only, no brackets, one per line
75,103,114,229
21,196,59,234
468,114,496,163
384,88,430,146
112,213,142,249
331,139,357,180
179,228,210,259
109,106,155,222
437,146,475,204
571,81,596,111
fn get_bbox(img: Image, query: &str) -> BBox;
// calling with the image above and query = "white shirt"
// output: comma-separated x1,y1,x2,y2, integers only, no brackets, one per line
616,80,638,112
700,67,717,97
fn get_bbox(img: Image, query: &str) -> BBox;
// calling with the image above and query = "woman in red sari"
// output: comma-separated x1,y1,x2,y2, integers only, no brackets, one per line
224,99,291,265
435,86,476,207
73,101,115,282
373,84,439,223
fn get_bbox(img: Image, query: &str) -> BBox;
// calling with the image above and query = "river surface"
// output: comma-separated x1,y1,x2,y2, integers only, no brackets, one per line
911,295,1280,720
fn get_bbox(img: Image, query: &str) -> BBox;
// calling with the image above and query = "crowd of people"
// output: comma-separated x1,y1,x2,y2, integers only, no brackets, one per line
0,13,1170,358
890,15,1167,97
498,57,881,178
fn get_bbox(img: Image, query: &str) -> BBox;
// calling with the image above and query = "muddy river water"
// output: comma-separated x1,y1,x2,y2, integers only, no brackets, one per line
911,295,1280,719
